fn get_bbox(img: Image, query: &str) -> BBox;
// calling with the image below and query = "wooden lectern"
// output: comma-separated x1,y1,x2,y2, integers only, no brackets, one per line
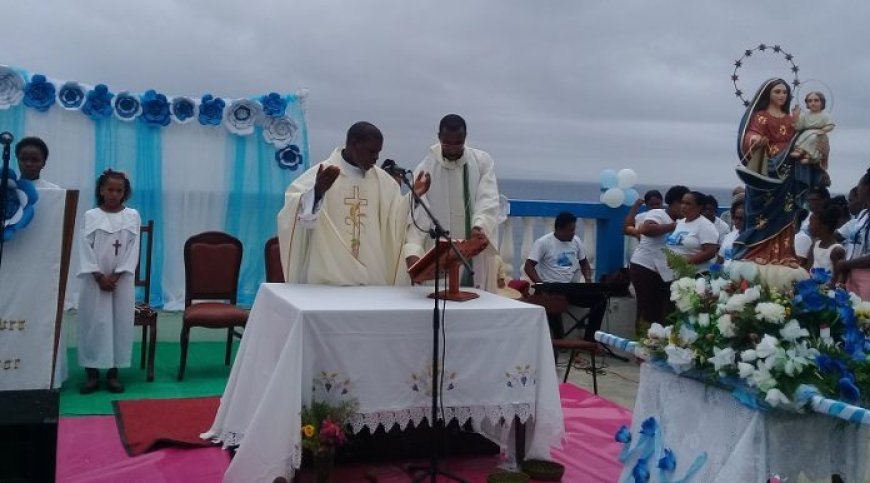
408,236,489,302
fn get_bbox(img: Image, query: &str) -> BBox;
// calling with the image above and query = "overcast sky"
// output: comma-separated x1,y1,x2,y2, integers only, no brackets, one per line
1,0,868,194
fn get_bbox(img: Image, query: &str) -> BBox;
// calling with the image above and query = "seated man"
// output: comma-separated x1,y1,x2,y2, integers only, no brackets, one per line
524,212,605,342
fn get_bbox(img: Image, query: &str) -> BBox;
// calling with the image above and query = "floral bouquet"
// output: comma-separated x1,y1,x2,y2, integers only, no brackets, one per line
639,252,870,412
300,398,358,454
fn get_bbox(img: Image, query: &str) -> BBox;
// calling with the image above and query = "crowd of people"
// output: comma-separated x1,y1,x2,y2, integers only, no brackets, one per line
623,173,870,328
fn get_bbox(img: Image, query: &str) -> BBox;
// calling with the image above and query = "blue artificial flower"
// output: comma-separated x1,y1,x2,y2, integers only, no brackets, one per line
139,90,171,127
81,84,114,121
631,458,651,482
834,288,851,308
1,169,39,242
810,267,832,284
113,92,140,121
657,448,677,472
22,74,55,112
171,96,195,123
198,94,225,126
708,263,723,276
276,144,303,170
614,425,632,444
838,377,861,403
816,354,845,376
260,92,288,117
794,279,828,312
57,81,85,109
640,417,657,437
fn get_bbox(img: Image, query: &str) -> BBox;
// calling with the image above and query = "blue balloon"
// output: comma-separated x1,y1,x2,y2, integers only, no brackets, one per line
623,188,639,206
599,169,618,189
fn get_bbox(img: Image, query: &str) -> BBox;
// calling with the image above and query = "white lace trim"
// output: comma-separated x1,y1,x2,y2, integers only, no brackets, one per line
347,403,535,433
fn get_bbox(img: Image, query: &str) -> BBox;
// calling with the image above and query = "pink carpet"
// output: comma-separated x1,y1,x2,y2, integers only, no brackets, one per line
56,384,630,482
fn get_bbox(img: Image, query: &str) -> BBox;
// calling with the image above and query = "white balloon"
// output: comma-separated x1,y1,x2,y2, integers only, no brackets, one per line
617,168,637,189
601,187,625,208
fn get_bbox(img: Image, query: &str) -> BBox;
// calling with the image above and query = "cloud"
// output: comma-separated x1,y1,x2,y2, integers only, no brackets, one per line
1,0,867,193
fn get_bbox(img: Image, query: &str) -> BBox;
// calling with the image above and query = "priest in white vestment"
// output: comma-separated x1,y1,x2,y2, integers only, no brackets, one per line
277,122,430,285
77,171,140,393
404,114,502,292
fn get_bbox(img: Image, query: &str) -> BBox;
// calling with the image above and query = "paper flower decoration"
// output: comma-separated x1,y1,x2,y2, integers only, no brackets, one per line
0,66,25,109
171,96,195,124
224,98,262,135
23,74,55,112
139,90,171,127
113,91,141,121
57,81,86,110
198,94,225,126
260,92,288,117
81,84,115,121
276,144,303,170
263,116,298,147
1,170,38,241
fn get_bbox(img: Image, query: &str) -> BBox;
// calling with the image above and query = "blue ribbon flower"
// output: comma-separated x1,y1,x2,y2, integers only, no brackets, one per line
81,84,115,121
23,74,56,112
171,96,196,123
615,425,632,444
113,92,141,121
640,417,658,437
57,81,85,110
198,94,225,126
632,458,651,482
139,90,171,127
260,92,288,117
838,377,861,403
276,144,303,170
657,448,677,472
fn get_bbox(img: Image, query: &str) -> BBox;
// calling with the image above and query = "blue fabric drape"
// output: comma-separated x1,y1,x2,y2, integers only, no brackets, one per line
225,127,294,305
0,104,26,151
93,119,165,306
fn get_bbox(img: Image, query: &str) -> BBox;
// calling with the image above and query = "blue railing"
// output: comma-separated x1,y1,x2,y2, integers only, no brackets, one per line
503,199,630,280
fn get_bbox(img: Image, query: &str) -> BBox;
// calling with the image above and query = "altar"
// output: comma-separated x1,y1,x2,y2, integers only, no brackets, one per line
625,363,870,482
204,284,564,483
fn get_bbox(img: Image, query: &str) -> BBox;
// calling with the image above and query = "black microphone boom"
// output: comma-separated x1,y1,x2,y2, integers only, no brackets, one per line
381,159,410,176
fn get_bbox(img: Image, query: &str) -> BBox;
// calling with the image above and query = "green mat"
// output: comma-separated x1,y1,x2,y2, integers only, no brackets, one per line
60,341,236,416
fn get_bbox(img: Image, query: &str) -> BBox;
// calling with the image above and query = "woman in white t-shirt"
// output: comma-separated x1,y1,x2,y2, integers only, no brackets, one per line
837,169,870,298
629,185,689,326
665,191,720,274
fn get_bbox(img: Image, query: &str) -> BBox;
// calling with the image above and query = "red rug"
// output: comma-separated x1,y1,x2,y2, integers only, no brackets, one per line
112,396,220,456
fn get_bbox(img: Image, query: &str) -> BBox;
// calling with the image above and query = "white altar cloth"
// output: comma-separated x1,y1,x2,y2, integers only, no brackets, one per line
626,363,870,482
204,284,564,483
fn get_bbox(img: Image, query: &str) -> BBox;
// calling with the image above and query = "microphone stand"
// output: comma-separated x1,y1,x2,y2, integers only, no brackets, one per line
400,170,470,483
0,140,12,272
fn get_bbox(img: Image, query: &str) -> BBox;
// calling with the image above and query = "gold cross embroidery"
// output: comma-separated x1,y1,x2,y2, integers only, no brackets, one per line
344,186,368,259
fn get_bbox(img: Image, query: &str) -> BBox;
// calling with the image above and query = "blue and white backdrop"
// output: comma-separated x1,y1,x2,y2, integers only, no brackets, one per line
0,65,310,309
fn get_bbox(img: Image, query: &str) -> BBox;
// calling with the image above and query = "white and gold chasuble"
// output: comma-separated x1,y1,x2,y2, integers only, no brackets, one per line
277,148,411,286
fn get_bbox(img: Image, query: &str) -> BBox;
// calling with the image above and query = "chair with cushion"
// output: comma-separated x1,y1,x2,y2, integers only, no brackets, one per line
524,291,599,392
178,231,248,381
264,236,285,283
134,220,157,382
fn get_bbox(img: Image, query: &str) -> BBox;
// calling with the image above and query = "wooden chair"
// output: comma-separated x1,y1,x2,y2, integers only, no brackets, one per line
264,236,284,283
524,291,599,393
178,231,248,381
134,220,157,382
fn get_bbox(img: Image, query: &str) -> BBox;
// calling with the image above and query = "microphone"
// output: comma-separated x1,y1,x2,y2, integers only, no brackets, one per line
381,159,410,176
0,132,12,146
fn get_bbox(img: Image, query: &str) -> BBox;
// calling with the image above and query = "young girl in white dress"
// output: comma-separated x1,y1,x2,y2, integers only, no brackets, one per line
77,170,140,394
809,203,845,282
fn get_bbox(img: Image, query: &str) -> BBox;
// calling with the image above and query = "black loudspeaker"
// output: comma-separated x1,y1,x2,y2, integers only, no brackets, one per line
0,390,59,483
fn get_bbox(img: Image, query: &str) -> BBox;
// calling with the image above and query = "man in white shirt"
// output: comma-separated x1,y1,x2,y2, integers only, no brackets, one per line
525,212,604,341
16,137,60,189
